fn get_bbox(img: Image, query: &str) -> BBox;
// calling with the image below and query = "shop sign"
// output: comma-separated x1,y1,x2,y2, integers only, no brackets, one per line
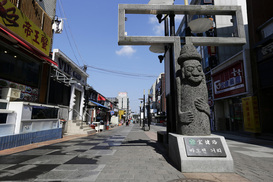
257,41,273,62
208,46,216,55
58,58,82,81
242,96,261,133
97,94,106,101
212,61,246,99
118,92,127,97
119,110,125,120
0,0,51,55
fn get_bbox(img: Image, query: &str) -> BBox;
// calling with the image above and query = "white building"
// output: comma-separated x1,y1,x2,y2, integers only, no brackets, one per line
52,49,89,121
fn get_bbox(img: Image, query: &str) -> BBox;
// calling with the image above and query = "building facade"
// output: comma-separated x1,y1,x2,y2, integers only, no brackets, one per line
176,0,273,138
0,0,61,150
247,0,273,135
51,49,88,121
148,73,166,123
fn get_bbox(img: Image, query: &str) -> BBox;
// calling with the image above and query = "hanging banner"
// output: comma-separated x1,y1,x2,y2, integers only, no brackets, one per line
0,0,51,55
97,94,106,101
242,96,261,133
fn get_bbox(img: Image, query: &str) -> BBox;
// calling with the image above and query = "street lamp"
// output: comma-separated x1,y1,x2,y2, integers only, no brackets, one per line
188,18,213,33
147,89,152,131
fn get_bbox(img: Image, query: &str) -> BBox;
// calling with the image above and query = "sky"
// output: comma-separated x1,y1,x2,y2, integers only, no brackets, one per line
52,0,187,113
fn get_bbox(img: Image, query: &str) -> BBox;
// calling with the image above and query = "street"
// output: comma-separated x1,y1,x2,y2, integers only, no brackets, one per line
0,124,272,182
224,135,273,182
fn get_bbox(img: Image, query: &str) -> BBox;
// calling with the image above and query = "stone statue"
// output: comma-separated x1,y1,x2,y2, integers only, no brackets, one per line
176,44,211,136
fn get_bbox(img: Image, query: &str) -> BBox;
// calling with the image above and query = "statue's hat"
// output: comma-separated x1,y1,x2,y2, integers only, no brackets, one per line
178,44,202,65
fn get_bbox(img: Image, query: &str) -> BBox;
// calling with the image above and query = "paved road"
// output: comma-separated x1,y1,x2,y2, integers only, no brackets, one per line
0,124,184,182
0,123,272,181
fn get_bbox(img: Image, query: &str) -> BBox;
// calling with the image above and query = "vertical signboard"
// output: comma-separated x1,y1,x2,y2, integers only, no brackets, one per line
242,96,261,133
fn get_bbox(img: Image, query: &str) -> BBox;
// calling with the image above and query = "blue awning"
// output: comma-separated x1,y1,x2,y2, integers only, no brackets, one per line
89,100,109,109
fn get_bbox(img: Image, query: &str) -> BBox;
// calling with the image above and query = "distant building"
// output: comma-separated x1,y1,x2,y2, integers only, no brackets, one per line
117,92,128,110
117,92,129,121
148,73,166,123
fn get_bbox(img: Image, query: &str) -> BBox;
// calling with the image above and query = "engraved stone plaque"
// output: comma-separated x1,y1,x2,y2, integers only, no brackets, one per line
184,137,227,157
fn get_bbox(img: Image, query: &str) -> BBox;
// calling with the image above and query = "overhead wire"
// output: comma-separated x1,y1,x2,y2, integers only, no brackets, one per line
57,0,159,80
89,70,155,80
57,0,83,65
87,65,158,79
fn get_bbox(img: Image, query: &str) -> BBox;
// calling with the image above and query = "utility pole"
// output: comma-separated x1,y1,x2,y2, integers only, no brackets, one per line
127,98,129,121
142,89,145,129
139,103,142,126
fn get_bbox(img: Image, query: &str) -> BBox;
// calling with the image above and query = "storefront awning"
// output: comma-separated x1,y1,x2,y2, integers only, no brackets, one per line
0,25,58,66
89,100,109,109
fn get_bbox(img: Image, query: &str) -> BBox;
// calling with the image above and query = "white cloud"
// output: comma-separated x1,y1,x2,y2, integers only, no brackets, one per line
149,15,164,35
153,23,164,35
116,46,136,56
149,15,158,24
148,15,185,35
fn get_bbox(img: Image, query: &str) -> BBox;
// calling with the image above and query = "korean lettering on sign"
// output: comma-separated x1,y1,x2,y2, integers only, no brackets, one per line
0,0,51,55
242,96,261,133
184,138,227,157
212,61,246,99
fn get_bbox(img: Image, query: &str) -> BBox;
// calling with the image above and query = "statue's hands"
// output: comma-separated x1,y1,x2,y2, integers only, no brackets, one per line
179,111,194,124
194,98,210,116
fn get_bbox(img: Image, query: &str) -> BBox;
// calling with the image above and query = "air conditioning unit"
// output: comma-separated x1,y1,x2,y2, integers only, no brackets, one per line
1,88,21,101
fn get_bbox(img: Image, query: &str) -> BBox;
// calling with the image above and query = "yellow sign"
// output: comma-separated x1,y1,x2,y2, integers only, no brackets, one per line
0,0,51,55
242,96,261,133
118,110,125,120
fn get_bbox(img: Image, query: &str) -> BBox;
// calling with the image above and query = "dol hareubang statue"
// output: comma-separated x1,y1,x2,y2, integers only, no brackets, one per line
177,44,211,136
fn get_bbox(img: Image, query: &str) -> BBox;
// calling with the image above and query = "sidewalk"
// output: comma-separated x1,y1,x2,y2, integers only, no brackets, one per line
0,124,251,181
213,131,273,147
0,134,94,156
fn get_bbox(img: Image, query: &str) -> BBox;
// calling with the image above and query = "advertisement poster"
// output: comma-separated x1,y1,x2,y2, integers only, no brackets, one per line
0,79,38,102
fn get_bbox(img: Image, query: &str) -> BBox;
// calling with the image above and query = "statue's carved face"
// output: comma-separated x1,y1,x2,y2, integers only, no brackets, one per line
183,59,204,84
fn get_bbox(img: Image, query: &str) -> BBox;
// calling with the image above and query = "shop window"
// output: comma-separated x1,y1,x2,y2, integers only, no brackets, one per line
0,48,41,88
0,114,7,124
31,106,58,119
48,79,71,106
0,102,7,109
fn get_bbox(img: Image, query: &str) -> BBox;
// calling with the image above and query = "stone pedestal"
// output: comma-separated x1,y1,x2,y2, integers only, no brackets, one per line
168,133,234,172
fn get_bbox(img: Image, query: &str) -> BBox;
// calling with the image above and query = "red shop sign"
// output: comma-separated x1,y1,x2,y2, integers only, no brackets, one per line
212,61,246,99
